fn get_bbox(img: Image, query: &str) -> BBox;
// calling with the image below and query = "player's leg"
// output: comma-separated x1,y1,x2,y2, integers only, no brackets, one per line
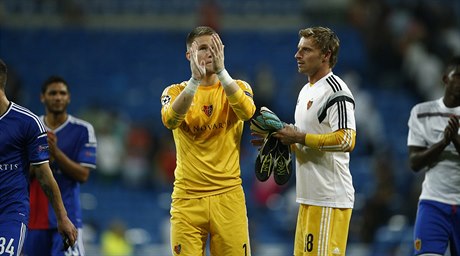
448,204,460,256
50,227,85,256
293,204,351,256
413,200,450,255
170,197,209,256
0,220,27,256
22,229,52,256
209,187,251,256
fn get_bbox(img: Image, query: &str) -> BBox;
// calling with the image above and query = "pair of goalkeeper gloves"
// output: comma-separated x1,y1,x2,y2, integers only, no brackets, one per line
250,107,292,185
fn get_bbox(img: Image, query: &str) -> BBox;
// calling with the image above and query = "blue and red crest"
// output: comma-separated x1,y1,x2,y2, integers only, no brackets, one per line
174,244,181,254
202,105,213,117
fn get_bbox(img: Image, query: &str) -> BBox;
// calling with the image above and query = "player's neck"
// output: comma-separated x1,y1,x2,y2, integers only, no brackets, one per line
44,112,68,129
308,67,331,85
200,74,219,86
0,93,10,116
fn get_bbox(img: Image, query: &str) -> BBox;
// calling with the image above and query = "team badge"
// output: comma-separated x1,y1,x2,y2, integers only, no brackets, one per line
414,238,421,251
174,244,181,254
202,105,213,117
161,95,171,106
307,100,313,110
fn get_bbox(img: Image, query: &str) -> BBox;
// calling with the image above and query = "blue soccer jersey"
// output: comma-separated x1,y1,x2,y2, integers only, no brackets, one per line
0,102,49,224
28,115,97,229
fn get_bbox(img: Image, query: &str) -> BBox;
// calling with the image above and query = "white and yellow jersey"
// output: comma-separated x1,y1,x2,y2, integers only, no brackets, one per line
161,80,255,199
294,72,356,209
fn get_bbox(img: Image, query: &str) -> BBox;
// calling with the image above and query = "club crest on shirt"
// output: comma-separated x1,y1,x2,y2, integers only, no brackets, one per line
414,238,421,251
174,244,181,254
202,105,213,117
307,100,313,110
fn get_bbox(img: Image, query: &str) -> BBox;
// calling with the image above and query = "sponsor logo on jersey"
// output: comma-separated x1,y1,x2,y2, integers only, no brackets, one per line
182,120,235,133
0,163,19,171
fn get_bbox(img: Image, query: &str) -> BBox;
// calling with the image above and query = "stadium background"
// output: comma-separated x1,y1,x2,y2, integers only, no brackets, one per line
1,0,459,255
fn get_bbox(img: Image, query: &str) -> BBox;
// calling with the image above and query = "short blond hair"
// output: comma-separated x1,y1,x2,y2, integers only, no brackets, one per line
186,26,216,50
299,27,340,68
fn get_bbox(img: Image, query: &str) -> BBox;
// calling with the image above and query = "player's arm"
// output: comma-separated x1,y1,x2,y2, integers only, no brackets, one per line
172,40,205,115
210,33,256,120
409,115,459,172
408,145,447,172
30,162,78,244
47,131,90,182
162,41,205,130
226,81,256,121
161,85,186,130
274,126,356,152
447,115,460,155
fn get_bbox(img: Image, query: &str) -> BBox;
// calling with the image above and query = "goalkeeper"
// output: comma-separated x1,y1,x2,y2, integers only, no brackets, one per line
263,27,357,256
161,26,255,256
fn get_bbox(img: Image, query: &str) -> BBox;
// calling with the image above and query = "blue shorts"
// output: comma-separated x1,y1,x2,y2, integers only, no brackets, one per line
413,200,460,255
0,220,27,256
23,228,84,256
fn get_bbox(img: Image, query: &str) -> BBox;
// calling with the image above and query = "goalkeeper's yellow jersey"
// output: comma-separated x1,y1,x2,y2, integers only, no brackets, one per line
161,79,255,199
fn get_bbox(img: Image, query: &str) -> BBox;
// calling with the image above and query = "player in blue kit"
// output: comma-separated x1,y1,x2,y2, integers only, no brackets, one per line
407,56,460,255
23,76,97,256
0,59,77,256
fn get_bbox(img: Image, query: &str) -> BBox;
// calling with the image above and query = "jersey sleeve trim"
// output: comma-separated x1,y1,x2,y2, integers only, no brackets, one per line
30,160,49,165
318,93,355,124
305,129,356,152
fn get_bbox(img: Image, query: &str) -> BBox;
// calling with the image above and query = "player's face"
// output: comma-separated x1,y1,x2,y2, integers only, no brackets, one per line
295,37,326,76
193,35,216,73
445,65,460,98
41,82,70,114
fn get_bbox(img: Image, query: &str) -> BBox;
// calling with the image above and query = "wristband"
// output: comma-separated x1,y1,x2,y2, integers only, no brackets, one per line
183,77,200,95
217,69,233,88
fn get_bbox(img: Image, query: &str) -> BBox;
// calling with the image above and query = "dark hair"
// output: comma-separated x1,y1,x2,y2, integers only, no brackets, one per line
299,27,340,68
41,76,69,94
444,56,460,75
0,59,7,90
186,26,216,50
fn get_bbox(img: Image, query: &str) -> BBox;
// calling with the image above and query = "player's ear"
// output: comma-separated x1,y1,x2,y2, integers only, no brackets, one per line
442,72,450,85
185,50,191,61
322,50,331,63
40,93,45,103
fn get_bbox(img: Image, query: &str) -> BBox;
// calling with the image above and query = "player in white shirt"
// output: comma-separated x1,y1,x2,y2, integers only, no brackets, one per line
407,56,460,256
273,27,356,256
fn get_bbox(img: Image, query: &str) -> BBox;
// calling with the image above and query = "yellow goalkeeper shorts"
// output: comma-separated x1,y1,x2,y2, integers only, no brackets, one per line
294,204,352,256
170,186,251,256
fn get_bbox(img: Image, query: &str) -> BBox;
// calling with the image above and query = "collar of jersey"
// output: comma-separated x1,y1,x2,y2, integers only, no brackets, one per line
198,81,221,90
